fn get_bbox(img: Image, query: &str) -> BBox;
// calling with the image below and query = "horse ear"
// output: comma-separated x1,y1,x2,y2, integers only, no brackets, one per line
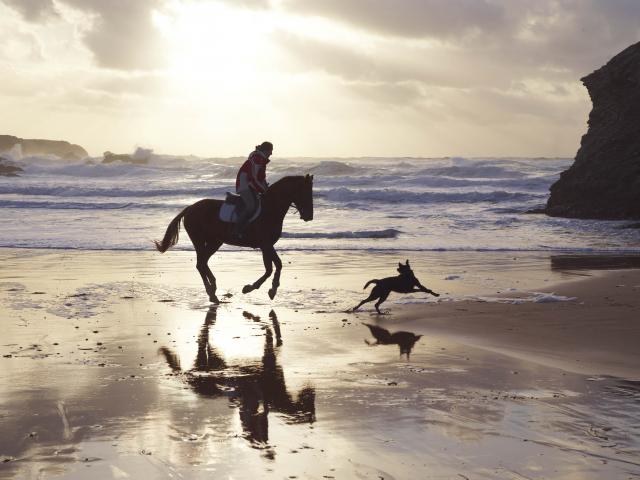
398,262,403,268
406,259,410,265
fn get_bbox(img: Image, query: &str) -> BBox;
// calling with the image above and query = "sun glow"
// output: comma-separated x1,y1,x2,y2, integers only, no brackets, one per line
155,2,274,93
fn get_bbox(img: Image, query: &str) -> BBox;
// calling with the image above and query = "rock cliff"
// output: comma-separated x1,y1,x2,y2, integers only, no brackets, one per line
545,42,640,219
0,135,88,160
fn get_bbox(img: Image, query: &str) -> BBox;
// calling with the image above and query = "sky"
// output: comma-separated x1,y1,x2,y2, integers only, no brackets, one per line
0,0,639,158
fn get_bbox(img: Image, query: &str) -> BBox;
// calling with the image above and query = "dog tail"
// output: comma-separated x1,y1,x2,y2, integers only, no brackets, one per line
363,279,379,289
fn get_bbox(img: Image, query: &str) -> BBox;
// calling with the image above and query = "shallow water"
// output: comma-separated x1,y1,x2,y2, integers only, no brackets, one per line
1,249,639,479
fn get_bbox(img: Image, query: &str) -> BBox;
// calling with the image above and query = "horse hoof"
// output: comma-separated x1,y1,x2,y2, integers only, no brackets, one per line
268,289,276,300
242,285,253,294
210,295,220,304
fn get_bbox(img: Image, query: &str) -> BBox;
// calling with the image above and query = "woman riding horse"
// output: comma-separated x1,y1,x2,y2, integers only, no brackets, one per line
155,174,314,303
234,141,273,239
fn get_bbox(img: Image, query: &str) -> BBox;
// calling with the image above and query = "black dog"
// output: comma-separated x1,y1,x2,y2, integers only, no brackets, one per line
353,260,439,314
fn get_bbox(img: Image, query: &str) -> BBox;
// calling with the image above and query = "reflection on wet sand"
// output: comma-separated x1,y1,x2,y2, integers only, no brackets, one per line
363,323,422,358
159,308,315,456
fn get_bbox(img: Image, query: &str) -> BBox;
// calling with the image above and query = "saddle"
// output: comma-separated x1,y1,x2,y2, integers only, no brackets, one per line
218,192,262,223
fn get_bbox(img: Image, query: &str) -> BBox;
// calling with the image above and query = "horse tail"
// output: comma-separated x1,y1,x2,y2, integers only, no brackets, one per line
155,206,189,253
363,279,379,290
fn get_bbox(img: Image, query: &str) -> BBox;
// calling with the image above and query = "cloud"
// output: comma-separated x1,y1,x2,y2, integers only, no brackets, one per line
277,0,640,76
2,0,58,21
1,0,638,156
272,0,640,113
346,81,425,106
2,0,170,70
281,0,507,40
56,0,168,70
274,30,520,91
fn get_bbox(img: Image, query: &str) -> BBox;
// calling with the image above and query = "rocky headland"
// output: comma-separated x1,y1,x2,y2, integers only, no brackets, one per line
545,42,640,219
0,135,88,160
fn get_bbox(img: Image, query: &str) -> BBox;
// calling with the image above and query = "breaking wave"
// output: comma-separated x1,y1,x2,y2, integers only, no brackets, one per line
317,188,544,204
282,229,401,239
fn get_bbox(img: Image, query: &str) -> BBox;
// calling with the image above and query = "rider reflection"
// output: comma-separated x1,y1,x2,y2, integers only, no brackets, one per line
159,307,315,453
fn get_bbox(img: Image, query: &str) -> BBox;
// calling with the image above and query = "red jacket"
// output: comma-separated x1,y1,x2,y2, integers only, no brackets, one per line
236,150,269,193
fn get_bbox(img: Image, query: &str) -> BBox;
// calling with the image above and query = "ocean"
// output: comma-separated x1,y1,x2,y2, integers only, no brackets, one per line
1,151,639,253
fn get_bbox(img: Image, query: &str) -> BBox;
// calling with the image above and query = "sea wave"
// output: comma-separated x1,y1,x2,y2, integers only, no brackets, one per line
1,243,640,254
282,229,401,239
316,188,545,204
415,165,524,179
0,184,547,205
0,184,228,198
0,199,186,210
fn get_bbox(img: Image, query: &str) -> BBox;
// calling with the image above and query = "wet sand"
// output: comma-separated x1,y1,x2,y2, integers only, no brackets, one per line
398,269,640,379
0,248,639,479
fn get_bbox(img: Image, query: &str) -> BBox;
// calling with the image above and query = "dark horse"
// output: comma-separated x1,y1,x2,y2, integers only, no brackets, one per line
155,175,314,303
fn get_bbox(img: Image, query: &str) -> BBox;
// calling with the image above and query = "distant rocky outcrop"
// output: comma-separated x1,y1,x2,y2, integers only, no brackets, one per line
545,42,640,219
0,156,23,176
102,151,148,165
0,135,88,160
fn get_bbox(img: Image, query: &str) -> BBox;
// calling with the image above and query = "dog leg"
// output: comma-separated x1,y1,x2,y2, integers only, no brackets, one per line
416,284,439,297
353,291,379,311
374,291,390,314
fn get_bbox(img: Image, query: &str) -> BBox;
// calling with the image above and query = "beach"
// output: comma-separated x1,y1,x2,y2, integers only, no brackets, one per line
1,247,639,479
4,1,640,477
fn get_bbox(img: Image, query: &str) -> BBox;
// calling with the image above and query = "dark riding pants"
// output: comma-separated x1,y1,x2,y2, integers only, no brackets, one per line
235,188,258,235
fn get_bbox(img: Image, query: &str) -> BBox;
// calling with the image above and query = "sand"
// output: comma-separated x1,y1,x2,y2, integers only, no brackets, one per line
0,248,639,479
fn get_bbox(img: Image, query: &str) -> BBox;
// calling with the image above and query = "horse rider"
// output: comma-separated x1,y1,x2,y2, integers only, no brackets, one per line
234,141,273,238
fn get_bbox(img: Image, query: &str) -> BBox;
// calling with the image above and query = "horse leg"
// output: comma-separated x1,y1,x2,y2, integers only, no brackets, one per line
269,309,282,346
267,247,282,300
242,247,274,294
196,241,223,303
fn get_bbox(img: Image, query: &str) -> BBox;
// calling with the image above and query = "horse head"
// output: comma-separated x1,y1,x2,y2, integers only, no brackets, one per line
294,174,314,222
269,175,314,222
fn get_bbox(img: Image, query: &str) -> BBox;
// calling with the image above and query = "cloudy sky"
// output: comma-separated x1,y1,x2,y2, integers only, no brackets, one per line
1,0,638,157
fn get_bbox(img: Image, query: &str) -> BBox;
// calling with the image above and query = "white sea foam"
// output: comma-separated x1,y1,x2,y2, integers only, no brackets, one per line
472,292,577,304
282,229,401,239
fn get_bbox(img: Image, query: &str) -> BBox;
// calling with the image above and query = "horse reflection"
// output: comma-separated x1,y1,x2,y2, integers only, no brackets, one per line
364,323,422,358
159,308,315,454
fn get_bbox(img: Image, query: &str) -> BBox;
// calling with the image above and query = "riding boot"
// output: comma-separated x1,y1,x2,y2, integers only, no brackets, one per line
234,188,257,239
234,217,249,238
234,205,252,238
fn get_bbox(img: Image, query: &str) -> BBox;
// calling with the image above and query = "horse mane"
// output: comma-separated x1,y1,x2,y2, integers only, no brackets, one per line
269,175,305,188
265,175,305,195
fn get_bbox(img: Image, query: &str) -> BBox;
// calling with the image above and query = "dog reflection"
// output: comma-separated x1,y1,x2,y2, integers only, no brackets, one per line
159,308,315,454
364,323,422,358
